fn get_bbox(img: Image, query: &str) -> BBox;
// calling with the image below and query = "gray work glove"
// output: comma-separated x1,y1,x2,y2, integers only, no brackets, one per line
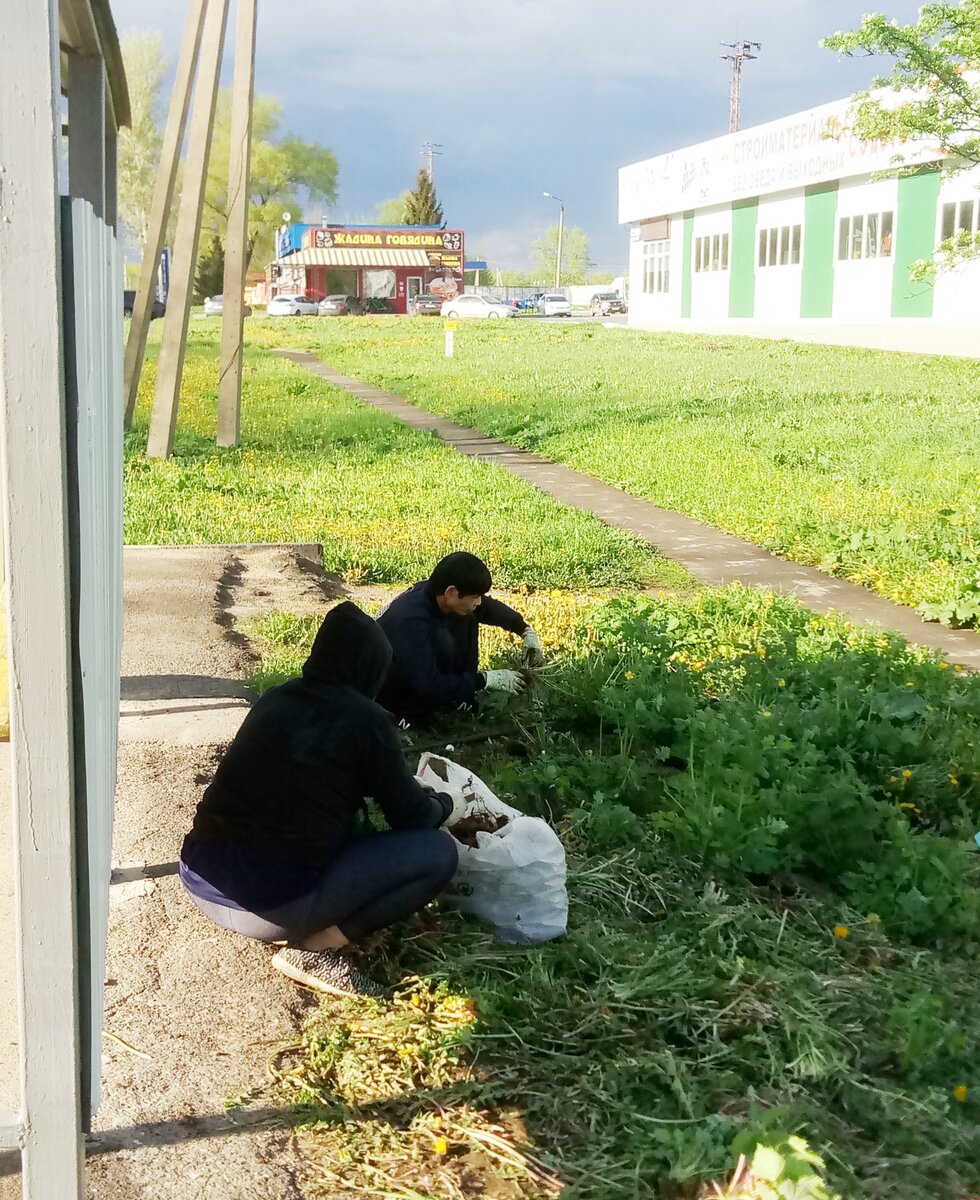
483,668,525,695
521,628,544,669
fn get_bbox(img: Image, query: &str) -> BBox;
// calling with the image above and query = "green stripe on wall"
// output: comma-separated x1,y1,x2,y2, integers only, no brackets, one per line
801,182,837,318
729,198,758,317
891,168,941,318
680,211,694,318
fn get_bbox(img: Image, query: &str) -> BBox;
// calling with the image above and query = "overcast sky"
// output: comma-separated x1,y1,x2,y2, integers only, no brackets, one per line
109,0,924,274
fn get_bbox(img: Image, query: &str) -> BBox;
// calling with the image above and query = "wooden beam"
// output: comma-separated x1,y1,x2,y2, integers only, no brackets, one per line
123,0,208,425
0,2,85,1195
146,0,229,459
67,53,106,219
216,0,258,448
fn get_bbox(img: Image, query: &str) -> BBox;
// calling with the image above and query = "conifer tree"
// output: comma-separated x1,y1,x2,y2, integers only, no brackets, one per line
403,167,445,226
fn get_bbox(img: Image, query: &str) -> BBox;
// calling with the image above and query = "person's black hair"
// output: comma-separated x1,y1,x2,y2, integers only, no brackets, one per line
425,552,492,599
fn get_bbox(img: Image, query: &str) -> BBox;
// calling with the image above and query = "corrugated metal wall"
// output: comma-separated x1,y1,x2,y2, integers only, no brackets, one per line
61,197,124,1116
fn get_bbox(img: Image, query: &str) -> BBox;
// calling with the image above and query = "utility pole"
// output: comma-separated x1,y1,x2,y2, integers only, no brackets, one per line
543,191,564,289
147,0,230,460
721,39,761,134
420,140,443,183
123,0,208,425
217,0,259,449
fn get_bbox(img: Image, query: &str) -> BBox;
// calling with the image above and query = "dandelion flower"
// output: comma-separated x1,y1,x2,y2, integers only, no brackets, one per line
624,671,634,681
889,775,898,783
953,1085,968,1103
433,1136,449,1155
756,648,766,658
777,679,786,688
902,769,913,779
950,774,960,787
762,710,773,718
834,925,849,939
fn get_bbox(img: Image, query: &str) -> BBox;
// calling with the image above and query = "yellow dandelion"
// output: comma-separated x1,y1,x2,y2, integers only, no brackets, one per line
777,679,786,688
949,774,960,787
433,1136,449,1155
953,1085,968,1103
624,671,634,681
902,769,913,779
889,775,898,783
833,925,849,939
756,648,767,658
939,662,950,671
762,710,773,718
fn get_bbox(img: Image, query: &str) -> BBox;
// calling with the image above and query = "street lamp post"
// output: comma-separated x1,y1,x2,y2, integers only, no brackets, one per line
543,191,564,289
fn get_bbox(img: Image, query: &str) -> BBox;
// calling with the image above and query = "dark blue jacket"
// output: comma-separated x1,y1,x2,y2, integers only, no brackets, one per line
377,582,527,720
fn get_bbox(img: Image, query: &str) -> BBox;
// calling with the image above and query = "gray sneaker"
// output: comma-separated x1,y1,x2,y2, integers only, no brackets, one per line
271,947,388,999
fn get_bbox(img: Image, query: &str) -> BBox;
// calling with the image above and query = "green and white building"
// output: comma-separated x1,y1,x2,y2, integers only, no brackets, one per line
619,94,980,330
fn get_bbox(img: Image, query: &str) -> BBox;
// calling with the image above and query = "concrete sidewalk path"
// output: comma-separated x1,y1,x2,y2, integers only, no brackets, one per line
276,349,980,671
82,544,346,1200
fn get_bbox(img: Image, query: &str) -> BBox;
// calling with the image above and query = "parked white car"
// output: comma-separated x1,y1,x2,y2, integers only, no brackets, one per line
440,294,516,319
203,294,251,317
537,293,573,317
267,293,319,316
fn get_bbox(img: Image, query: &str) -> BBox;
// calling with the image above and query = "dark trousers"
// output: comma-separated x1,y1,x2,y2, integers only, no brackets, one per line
186,829,458,943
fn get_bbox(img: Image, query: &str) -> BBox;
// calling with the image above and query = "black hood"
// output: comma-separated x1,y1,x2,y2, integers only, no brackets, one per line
302,602,392,698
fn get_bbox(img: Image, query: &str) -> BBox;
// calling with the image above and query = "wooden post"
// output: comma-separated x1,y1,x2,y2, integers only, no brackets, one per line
123,0,208,426
146,0,230,459
0,1,85,1194
68,55,106,220
217,0,258,448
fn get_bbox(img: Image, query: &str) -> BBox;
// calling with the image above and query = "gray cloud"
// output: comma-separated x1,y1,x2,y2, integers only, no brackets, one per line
110,0,924,272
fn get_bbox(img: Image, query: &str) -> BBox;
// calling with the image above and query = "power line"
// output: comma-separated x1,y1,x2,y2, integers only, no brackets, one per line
721,39,761,134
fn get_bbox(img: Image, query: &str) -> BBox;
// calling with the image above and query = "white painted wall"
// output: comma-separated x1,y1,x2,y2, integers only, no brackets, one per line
932,166,980,323
690,206,731,321
627,226,684,324
832,176,899,323
754,191,805,322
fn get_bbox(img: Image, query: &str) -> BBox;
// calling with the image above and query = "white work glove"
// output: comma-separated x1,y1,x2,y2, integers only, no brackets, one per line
521,628,544,668
483,668,525,695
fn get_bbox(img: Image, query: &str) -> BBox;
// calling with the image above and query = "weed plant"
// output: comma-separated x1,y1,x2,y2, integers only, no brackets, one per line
246,318,980,625
248,587,980,1198
124,328,681,590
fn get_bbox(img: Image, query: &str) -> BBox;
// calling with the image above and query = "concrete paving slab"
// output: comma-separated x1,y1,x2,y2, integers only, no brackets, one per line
276,350,980,671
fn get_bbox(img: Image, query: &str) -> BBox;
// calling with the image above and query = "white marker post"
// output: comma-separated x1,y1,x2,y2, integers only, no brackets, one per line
444,317,457,357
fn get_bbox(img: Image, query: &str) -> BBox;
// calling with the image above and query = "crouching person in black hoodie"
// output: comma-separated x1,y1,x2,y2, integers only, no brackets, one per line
179,602,459,998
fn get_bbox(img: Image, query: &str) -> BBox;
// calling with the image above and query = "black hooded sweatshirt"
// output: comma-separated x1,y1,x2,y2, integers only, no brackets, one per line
180,603,451,909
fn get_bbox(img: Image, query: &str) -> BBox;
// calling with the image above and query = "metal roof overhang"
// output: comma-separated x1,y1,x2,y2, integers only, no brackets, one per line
281,248,433,268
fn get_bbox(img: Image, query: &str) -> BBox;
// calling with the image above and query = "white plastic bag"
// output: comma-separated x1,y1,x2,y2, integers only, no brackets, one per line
417,753,568,944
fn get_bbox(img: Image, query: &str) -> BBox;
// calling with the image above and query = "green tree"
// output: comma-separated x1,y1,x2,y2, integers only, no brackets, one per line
117,32,168,247
376,192,412,224
823,3,980,274
204,91,339,267
403,167,444,225
531,225,594,285
194,234,225,303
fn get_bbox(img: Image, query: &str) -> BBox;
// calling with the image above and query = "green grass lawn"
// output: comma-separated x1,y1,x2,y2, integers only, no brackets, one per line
124,325,688,591
245,317,980,625
244,589,980,1200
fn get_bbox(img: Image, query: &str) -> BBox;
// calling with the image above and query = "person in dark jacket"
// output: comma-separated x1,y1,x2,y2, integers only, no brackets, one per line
376,552,543,725
179,602,461,997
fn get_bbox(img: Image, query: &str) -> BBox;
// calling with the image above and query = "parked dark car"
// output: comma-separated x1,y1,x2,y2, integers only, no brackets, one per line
124,290,166,319
318,293,363,316
411,293,443,316
590,291,627,316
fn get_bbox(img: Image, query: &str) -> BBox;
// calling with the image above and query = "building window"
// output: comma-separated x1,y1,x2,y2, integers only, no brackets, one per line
940,198,979,242
693,232,730,273
758,224,801,267
643,239,670,293
838,211,893,260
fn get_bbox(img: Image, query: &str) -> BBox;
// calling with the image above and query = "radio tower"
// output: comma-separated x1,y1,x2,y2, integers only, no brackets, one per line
420,140,444,183
721,39,761,133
